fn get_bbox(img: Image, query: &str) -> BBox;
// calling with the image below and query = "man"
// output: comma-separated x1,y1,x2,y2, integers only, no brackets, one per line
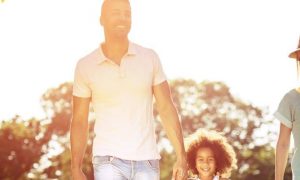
70,0,188,179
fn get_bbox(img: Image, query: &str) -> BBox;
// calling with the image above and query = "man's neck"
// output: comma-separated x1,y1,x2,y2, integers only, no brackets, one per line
102,39,129,65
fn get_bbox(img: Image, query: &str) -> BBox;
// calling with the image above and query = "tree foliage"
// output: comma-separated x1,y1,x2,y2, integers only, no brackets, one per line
0,116,48,179
0,79,293,179
156,79,278,179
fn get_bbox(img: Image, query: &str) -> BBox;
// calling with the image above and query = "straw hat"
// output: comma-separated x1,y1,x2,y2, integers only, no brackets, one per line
289,36,300,59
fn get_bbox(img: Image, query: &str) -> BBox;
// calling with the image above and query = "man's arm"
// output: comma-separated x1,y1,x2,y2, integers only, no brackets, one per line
153,81,188,180
275,123,291,180
70,96,91,180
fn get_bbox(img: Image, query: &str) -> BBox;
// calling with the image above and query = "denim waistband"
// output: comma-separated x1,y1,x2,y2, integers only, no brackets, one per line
92,155,158,164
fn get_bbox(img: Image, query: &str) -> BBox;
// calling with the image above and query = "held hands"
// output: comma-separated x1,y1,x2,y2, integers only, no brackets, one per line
172,158,188,180
72,168,87,180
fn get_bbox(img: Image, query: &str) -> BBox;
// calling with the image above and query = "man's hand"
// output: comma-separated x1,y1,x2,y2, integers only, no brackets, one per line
72,168,87,180
172,158,188,180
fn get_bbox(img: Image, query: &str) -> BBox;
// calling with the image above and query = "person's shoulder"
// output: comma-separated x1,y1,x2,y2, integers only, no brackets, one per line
76,48,99,66
281,89,299,101
286,88,298,96
130,42,157,55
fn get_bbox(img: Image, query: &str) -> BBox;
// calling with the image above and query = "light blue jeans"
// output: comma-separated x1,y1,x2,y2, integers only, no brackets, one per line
92,156,160,180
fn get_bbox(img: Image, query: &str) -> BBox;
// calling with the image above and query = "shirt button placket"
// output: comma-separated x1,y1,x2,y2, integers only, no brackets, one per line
119,60,125,78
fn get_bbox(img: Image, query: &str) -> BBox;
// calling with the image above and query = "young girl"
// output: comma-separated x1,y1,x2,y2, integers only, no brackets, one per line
185,129,237,180
274,37,300,180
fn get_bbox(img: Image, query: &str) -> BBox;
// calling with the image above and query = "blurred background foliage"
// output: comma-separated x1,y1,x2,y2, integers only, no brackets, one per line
0,79,292,179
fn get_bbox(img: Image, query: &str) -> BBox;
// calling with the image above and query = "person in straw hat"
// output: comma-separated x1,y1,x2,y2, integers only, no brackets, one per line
274,36,300,180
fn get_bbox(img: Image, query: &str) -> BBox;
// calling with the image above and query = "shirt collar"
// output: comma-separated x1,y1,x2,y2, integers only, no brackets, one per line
96,41,137,64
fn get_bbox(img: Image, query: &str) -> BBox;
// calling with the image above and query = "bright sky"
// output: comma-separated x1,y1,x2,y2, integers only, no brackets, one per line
0,0,299,121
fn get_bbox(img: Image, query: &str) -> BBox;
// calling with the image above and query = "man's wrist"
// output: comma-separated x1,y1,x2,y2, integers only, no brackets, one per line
176,152,187,162
71,163,82,171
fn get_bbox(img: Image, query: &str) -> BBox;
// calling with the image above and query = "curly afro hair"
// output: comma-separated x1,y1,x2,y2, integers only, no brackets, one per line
185,129,237,178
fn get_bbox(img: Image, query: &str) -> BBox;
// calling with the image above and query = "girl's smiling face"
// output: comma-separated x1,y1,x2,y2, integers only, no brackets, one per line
195,147,216,179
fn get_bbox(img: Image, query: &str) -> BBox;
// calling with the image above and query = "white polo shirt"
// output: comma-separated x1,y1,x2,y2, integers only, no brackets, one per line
73,42,166,160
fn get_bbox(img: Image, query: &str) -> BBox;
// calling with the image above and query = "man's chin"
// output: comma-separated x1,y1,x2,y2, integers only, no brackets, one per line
113,32,129,40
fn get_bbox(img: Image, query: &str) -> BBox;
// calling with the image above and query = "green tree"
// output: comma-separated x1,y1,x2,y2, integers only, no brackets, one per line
37,80,291,180
40,82,94,180
155,79,288,180
0,116,50,179
0,83,93,179
0,79,293,179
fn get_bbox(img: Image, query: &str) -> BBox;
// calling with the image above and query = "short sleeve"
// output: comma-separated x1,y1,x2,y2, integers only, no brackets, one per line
274,94,293,128
72,62,92,98
151,50,167,86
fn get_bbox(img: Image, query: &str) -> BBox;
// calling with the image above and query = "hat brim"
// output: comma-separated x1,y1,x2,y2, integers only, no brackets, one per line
289,48,300,59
